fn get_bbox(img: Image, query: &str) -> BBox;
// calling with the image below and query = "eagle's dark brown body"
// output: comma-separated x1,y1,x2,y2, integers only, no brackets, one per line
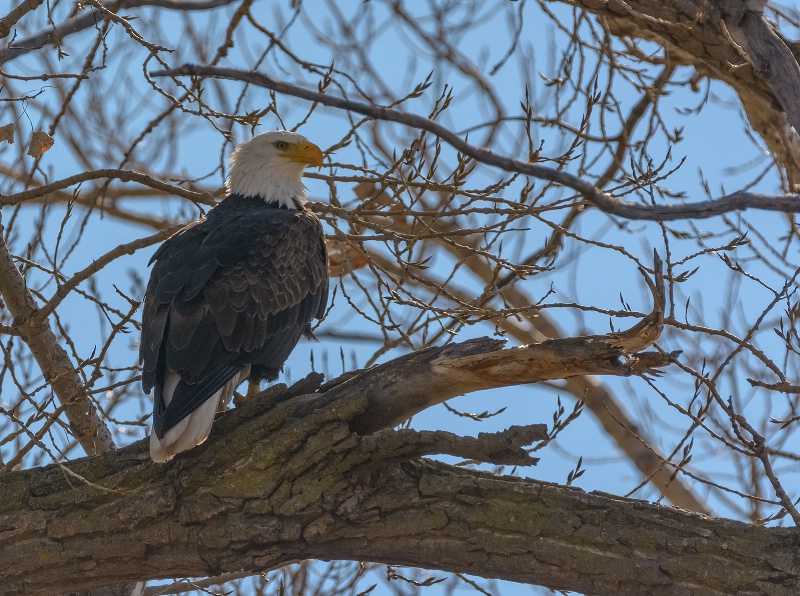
140,193,328,459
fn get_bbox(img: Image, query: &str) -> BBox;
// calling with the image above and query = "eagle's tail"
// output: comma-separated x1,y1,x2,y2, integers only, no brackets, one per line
150,367,249,463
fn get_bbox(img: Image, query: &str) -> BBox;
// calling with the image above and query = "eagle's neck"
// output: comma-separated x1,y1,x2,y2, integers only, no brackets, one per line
227,158,307,209
222,193,304,211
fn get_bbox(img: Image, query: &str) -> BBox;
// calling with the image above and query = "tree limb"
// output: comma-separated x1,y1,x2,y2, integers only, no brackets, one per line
721,4,800,138
318,252,665,433
375,215,709,513
0,0,45,40
0,344,795,596
573,0,800,186
0,168,215,207
0,258,674,594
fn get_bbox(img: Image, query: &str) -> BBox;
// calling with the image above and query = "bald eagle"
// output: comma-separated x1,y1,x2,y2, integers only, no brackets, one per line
140,131,329,463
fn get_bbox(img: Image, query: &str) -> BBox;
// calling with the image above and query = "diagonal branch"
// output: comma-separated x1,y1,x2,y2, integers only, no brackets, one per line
36,225,181,320
0,219,114,456
317,253,666,433
0,0,45,40
721,6,800,138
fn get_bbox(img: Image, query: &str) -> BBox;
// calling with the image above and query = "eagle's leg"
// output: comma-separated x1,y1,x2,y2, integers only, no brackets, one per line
247,377,262,398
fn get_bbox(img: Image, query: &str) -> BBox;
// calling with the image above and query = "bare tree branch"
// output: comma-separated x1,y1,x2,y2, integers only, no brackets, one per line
37,225,181,320
332,302,668,434
0,169,215,207
375,213,711,514
574,0,800,186
0,0,45,40
0,0,238,64
152,65,800,220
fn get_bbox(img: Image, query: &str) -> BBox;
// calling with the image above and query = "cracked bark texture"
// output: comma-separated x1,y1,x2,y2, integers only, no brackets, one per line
2,357,799,596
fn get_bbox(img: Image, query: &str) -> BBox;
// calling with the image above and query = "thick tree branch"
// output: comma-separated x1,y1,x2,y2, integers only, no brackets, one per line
380,215,709,513
0,349,796,595
333,332,673,435
355,424,546,467
0,262,673,594
573,0,800,185
320,253,665,434
0,0,45,40
151,65,800,219
721,5,800,137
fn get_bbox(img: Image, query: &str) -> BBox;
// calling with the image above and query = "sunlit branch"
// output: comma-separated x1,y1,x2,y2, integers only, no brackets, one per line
0,0,44,40
721,7,800,139
0,168,215,207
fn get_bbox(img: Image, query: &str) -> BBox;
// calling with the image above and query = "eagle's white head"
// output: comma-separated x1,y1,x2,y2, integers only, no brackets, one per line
227,130,324,209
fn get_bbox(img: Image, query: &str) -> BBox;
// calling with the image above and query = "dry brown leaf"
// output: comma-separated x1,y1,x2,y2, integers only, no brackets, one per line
353,181,393,207
353,181,375,201
27,131,54,158
0,124,14,145
326,239,368,277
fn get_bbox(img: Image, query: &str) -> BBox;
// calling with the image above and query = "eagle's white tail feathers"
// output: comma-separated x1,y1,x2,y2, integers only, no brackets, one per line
150,368,247,463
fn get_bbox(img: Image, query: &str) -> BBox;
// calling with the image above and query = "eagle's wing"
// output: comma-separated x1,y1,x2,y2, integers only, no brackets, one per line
140,205,328,440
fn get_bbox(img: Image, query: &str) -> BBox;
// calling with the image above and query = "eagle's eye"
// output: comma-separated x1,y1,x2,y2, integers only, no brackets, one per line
274,141,290,151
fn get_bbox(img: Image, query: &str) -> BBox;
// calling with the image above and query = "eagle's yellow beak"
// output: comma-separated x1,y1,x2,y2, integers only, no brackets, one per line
282,141,324,167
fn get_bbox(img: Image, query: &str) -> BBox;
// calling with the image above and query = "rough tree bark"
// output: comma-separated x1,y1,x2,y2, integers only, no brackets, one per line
1,346,798,595
2,268,799,596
